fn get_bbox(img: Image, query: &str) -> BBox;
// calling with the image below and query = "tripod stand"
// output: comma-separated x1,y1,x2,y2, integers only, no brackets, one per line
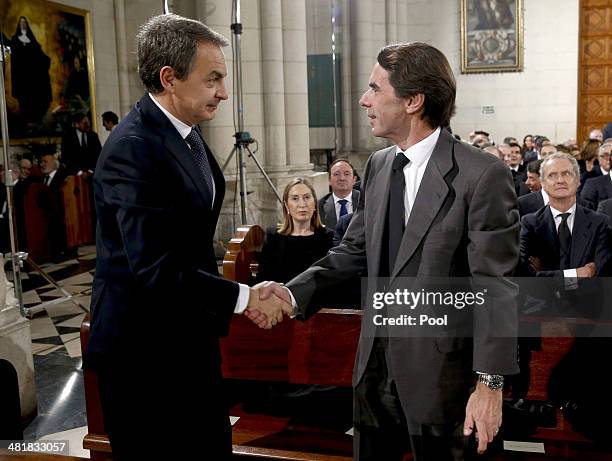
0,37,88,318
221,0,282,224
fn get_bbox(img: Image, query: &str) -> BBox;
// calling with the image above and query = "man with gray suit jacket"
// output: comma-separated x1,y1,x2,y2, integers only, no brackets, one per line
318,158,360,229
249,43,519,460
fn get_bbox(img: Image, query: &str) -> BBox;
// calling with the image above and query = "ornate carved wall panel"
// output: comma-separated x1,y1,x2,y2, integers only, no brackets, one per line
577,0,612,142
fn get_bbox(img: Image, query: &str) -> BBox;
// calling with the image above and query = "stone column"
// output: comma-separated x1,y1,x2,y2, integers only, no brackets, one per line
113,0,132,116
260,0,288,169
281,0,311,169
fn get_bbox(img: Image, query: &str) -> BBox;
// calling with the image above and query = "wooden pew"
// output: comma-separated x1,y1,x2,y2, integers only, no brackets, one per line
61,175,93,248
22,183,51,262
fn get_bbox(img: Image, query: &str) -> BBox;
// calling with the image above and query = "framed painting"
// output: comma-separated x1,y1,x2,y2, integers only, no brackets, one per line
460,0,523,73
0,0,96,142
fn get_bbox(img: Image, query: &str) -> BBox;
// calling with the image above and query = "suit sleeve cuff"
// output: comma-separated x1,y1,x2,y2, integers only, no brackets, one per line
563,269,578,290
234,283,250,314
285,287,299,318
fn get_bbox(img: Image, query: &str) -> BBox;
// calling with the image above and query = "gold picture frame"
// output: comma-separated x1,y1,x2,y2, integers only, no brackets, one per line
460,0,523,73
0,0,96,143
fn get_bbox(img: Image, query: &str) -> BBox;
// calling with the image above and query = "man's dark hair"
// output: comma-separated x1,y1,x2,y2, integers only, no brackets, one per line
377,42,456,128
102,111,119,125
508,142,521,150
136,13,229,94
534,135,549,148
526,159,542,175
330,158,356,177
504,136,518,144
474,130,489,137
72,112,87,123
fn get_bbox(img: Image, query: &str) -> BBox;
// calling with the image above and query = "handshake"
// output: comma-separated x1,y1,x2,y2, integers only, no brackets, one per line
244,282,295,329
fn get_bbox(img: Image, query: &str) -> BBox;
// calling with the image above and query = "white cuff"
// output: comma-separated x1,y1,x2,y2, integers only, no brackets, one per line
563,269,578,290
234,283,250,314
285,287,298,318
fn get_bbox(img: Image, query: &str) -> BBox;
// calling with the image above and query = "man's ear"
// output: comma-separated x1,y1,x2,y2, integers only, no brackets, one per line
159,66,176,92
404,93,425,115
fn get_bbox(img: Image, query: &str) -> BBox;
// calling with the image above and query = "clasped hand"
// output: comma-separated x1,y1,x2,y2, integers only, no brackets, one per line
245,282,294,329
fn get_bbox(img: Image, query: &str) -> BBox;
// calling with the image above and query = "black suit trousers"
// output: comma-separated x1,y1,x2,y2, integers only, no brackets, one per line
97,358,231,460
354,338,474,461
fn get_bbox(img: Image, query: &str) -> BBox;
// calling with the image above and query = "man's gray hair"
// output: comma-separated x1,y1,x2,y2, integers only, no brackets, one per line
136,13,229,94
539,152,580,179
599,142,612,153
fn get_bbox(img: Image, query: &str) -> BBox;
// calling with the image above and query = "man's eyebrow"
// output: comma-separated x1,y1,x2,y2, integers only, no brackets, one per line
209,70,225,78
368,81,380,90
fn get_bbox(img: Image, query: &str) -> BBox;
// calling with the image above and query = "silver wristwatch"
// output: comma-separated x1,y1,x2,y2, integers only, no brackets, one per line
477,373,504,390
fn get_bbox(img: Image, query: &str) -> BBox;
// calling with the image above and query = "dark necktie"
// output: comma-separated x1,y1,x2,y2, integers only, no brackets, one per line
81,132,87,148
558,212,572,270
388,152,410,273
186,128,214,198
338,199,348,218
44,175,50,186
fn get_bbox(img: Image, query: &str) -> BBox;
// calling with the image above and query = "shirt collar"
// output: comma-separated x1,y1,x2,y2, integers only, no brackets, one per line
333,192,352,203
540,188,549,205
148,93,193,139
395,127,441,167
48,169,57,181
549,202,577,220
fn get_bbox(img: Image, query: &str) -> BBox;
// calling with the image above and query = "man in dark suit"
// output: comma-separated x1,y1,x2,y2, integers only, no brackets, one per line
38,154,68,261
580,142,610,193
83,14,283,460
250,43,519,460
60,112,102,176
318,158,360,229
580,143,612,209
519,153,612,433
597,197,612,220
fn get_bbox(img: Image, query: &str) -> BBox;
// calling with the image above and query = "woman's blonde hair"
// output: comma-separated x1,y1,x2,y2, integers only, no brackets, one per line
278,178,324,235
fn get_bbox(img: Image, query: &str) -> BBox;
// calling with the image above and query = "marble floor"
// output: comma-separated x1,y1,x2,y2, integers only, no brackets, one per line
12,246,96,458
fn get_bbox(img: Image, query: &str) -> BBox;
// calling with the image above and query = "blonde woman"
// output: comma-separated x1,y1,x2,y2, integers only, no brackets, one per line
256,178,333,284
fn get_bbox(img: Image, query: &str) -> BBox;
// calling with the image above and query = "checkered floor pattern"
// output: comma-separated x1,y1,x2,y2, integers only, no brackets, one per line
20,245,96,358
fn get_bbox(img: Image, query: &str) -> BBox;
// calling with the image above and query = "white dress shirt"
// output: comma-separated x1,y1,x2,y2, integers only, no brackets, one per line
148,94,248,313
396,127,441,225
549,203,578,283
333,192,354,220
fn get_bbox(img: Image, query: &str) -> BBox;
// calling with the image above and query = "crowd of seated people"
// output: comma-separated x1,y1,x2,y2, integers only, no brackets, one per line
465,124,612,441
0,111,107,261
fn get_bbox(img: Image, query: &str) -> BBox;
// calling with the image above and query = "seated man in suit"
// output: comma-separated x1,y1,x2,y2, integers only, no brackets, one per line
580,142,612,209
518,160,546,217
318,159,360,229
520,152,611,287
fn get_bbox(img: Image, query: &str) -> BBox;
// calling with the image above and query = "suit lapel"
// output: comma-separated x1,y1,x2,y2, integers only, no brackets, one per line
570,206,591,267
390,130,453,279
368,147,395,277
324,195,337,227
138,95,215,209
537,206,560,260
